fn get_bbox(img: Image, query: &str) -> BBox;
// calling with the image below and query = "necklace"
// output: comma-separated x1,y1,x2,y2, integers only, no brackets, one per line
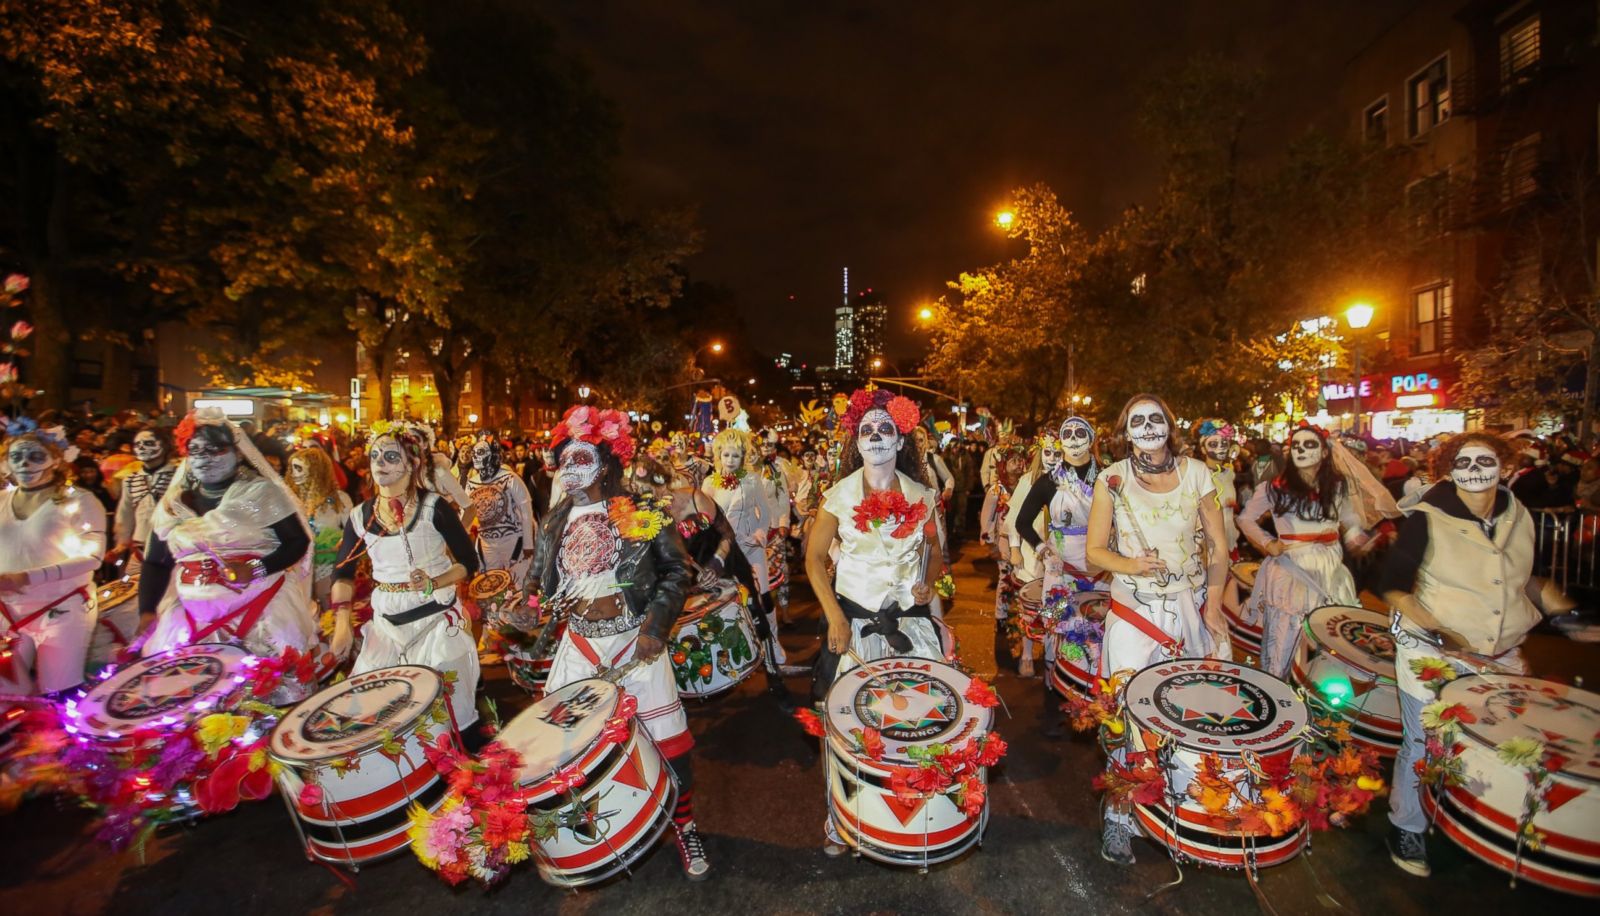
1131,449,1176,475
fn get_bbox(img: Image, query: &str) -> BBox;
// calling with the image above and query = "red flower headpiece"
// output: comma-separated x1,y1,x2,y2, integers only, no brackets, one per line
841,388,921,435
549,405,636,464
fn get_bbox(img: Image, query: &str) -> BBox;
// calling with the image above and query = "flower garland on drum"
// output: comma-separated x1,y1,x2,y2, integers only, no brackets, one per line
0,648,315,851
852,489,928,538
670,608,754,691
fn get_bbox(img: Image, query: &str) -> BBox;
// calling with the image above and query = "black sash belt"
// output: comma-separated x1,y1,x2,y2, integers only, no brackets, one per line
384,597,451,626
837,595,932,655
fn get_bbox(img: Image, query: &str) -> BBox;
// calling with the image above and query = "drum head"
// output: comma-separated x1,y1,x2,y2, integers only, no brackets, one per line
680,582,738,626
270,665,443,763
77,644,252,738
468,569,514,601
498,678,622,784
1230,561,1259,589
1123,659,1307,755
1303,606,1396,679
1070,589,1111,622
1438,675,1600,786
94,576,140,611
825,657,992,761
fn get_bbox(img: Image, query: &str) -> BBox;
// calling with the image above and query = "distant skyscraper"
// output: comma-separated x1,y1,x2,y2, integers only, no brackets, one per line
834,266,854,370
853,289,886,375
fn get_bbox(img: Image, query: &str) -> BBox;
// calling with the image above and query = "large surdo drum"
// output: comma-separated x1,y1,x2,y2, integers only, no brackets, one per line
1290,605,1401,757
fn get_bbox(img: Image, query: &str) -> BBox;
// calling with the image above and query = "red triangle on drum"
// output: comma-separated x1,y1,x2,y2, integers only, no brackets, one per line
882,793,927,827
1542,782,1583,813
613,748,649,791
1351,679,1375,697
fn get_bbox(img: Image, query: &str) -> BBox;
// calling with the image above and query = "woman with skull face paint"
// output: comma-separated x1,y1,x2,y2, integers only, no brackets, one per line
288,447,354,606
1193,419,1241,561
1086,394,1232,866
1236,425,1368,678
703,428,787,665
1375,432,1575,878
329,421,481,728
1002,432,1058,676
465,435,537,584
137,410,318,694
525,407,709,879
109,426,177,577
0,423,108,696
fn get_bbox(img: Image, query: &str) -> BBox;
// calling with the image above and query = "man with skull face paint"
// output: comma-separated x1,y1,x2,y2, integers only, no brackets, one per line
1377,432,1573,878
1237,425,1367,678
524,406,708,879
0,423,107,696
110,426,178,577
137,410,318,693
465,434,536,584
1086,394,1231,866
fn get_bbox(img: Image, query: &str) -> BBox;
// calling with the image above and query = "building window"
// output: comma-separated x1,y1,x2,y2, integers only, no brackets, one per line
462,371,472,394
1407,56,1450,138
1501,133,1540,201
1406,171,1450,236
72,359,105,390
1413,283,1453,354
1499,15,1540,93
392,374,409,395
1363,96,1389,145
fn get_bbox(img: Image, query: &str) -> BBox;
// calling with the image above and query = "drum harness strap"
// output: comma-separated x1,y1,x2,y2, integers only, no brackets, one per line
1107,598,1183,657
0,586,91,634
184,575,284,645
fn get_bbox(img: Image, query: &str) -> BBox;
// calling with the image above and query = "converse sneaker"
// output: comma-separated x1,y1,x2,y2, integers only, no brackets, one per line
1101,820,1136,866
1387,825,1430,877
674,821,711,880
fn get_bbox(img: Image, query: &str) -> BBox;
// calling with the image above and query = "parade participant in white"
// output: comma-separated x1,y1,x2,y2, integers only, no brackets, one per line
1194,419,1241,560
287,446,353,607
0,422,106,694
1377,433,1576,879
329,421,480,728
756,434,793,613
703,428,785,664
525,406,708,880
137,410,317,688
1085,393,1230,866
1237,425,1368,678
109,426,177,577
804,388,942,856
465,435,535,583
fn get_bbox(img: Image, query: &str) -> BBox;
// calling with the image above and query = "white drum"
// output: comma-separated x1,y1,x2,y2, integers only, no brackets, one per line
1123,658,1310,870
89,576,140,671
670,584,761,698
824,656,993,868
270,665,456,867
1221,561,1262,660
1422,674,1600,898
1291,605,1401,757
0,634,36,741
497,678,677,887
70,644,253,752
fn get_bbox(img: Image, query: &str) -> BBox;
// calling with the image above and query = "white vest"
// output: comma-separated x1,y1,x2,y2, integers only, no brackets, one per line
1412,493,1538,657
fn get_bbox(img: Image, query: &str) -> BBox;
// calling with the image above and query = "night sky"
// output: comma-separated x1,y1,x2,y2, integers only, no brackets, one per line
535,1,1414,365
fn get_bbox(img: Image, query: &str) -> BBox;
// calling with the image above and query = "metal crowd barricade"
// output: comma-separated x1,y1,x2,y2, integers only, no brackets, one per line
1531,508,1600,603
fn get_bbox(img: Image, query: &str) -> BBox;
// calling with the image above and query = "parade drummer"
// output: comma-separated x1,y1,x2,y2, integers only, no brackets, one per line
1378,431,1575,879
465,434,536,583
525,406,708,880
328,421,481,730
703,427,786,665
1085,393,1231,866
802,388,942,855
1194,418,1241,561
137,409,319,693
0,421,107,696
108,425,177,577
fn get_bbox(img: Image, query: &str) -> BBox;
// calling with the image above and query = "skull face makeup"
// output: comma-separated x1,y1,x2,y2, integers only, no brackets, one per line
133,431,168,468
1202,434,1235,463
1451,445,1502,493
6,441,57,489
856,408,901,468
1060,418,1095,465
717,443,745,475
558,440,602,493
472,438,501,479
369,436,414,490
1039,442,1062,472
186,440,239,487
1289,430,1324,469
289,456,310,484
1125,400,1169,453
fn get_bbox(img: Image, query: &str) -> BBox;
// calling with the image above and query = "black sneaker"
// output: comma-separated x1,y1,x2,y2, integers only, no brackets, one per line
1101,820,1136,866
674,821,711,880
1387,825,1430,877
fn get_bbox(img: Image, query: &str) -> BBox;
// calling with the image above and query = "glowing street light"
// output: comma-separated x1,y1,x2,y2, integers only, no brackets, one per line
1345,302,1375,330
1344,302,1376,436
995,210,1015,230
577,385,592,400
917,306,934,322
709,341,724,354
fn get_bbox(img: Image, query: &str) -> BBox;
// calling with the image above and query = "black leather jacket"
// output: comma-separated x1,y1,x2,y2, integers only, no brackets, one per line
526,497,692,642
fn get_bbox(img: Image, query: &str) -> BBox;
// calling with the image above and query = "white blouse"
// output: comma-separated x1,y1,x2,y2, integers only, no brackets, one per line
1099,457,1215,595
822,469,936,611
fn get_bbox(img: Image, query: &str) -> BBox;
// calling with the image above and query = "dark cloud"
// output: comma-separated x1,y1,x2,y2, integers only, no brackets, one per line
532,1,1411,362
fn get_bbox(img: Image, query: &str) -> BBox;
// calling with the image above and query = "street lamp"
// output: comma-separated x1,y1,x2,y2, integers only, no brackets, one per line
917,306,934,323
577,385,592,400
995,210,1015,230
709,341,724,354
1345,302,1375,436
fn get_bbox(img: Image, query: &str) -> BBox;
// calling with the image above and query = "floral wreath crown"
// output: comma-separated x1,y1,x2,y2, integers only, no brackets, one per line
1,416,77,461
1196,418,1236,442
1033,430,1065,452
549,405,636,465
841,388,920,435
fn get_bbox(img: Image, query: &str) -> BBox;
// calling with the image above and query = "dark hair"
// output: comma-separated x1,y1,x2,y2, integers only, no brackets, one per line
1108,393,1182,461
553,438,629,500
188,423,237,453
1270,426,1342,522
134,425,175,455
1432,432,1514,483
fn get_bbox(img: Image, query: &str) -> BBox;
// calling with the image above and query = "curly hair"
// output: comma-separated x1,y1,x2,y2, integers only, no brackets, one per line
1107,393,1183,461
288,446,338,512
1431,432,1514,483
710,427,758,473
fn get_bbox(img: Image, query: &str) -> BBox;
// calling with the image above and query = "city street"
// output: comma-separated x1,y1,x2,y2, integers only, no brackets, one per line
1,540,1589,916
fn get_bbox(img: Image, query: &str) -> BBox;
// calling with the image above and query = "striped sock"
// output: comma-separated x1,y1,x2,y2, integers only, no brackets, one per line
674,789,695,829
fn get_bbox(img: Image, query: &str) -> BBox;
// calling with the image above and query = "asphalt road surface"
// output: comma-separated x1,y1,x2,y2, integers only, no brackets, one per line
1,539,1592,916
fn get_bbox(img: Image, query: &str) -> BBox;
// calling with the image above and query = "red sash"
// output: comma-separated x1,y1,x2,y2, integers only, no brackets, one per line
184,575,285,645
1281,531,1338,544
0,586,91,634
1108,597,1184,656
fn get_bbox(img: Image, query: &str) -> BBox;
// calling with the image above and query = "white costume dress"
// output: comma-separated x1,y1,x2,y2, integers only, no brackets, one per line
823,469,943,672
1204,462,1240,561
112,460,177,576
466,468,535,583
1237,483,1363,677
340,492,480,728
0,488,106,693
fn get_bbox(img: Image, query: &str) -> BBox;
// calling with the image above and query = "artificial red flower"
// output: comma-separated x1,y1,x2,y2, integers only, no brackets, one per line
174,413,198,456
794,708,826,737
969,733,1008,768
856,727,885,761
298,782,324,809
957,774,986,817
964,678,999,709
852,490,926,537
885,396,921,433
478,803,530,848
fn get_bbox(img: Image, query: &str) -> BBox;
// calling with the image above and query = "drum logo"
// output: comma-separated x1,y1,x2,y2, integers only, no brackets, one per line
108,657,226,719
854,672,959,742
1153,671,1277,738
541,685,607,731
1334,619,1395,662
302,679,416,744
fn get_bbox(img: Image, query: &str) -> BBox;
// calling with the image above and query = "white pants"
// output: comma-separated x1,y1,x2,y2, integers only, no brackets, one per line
355,595,480,729
545,626,692,758
2,592,95,694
